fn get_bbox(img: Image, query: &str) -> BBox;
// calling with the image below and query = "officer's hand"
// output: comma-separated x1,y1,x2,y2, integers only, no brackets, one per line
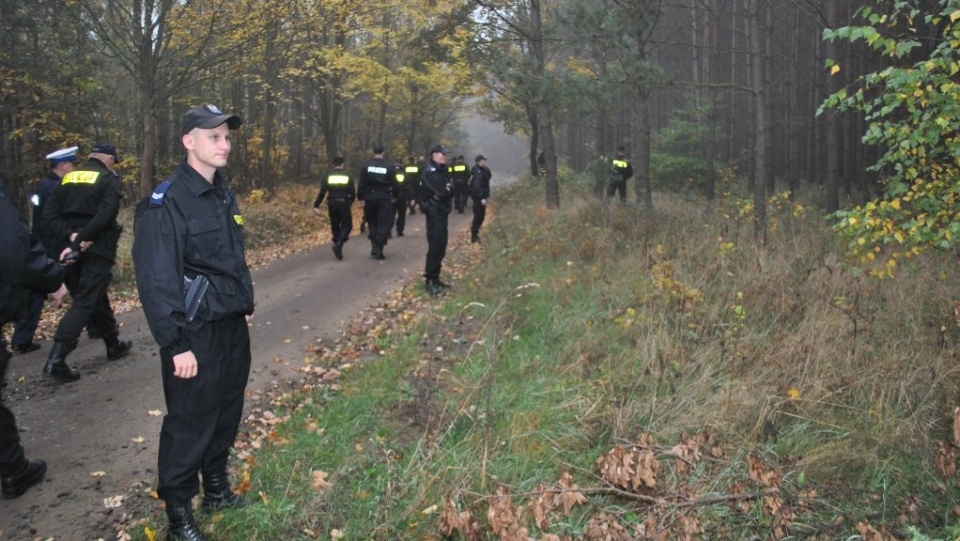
358,200,365,208
172,351,199,379
59,247,78,266
79,240,93,252
48,284,67,307
312,207,321,215
481,199,487,206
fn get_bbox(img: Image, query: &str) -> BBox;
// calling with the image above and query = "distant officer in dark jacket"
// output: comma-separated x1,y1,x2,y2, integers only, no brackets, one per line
417,144,453,297
11,147,77,354
449,155,470,213
469,154,492,243
608,146,634,203
357,145,398,260
133,104,254,541
41,142,132,382
0,176,66,499
393,161,411,237
313,156,355,260
403,157,422,215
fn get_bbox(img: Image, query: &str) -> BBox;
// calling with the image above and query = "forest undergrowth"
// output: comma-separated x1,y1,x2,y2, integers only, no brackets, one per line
123,177,960,541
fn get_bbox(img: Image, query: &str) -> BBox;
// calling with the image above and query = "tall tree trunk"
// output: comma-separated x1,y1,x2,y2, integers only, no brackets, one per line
529,0,559,207
824,1,840,212
749,0,767,245
635,87,653,208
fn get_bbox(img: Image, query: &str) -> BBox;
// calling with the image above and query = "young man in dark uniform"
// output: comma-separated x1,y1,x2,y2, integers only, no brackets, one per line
11,146,77,354
403,156,421,215
417,144,454,297
608,145,634,203
449,154,470,213
313,156,355,260
133,104,253,541
0,176,66,499
393,160,411,237
41,143,132,382
357,145,398,260
469,154,492,243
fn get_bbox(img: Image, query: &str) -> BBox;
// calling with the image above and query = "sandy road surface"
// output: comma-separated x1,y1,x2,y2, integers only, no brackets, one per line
0,211,472,540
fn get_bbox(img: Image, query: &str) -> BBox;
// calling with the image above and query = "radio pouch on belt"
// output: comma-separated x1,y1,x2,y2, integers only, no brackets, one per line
183,274,210,323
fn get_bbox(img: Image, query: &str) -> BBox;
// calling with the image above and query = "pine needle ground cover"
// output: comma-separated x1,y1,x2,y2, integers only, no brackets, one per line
134,179,960,540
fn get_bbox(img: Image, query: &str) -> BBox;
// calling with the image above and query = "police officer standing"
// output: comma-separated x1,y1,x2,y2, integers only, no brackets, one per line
469,154,492,243
449,155,470,213
608,146,634,203
41,143,132,382
133,104,253,541
417,144,454,297
11,147,77,354
313,156,355,260
357,145,398,260
393,160,411,237
403,156,422,215
0,174,66,499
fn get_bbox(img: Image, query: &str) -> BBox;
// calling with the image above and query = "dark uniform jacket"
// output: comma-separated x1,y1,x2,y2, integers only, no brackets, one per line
0,180,64,326
402,163,420,198
43,157,123,262
132,162,255,358
417,161,453,215
313,169,355,207
470,164,491,200
611,156,634,182
357,158,398,202
31,171,64,257
449,161,470,186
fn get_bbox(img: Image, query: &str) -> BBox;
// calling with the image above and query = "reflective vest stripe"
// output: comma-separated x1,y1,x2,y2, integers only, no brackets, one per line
395,173,405,183
453,165,467,172
404,166,418,174
612,159,628,169
328,174,350,186
62,171,101,185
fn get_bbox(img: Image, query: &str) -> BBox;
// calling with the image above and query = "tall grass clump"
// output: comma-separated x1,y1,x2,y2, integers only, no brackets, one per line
188,176,960,540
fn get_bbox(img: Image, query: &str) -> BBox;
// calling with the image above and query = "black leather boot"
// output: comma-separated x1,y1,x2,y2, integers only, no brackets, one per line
426,279,442,297
105,338,132,360
375,246,385,260
1,458,46,499
332,241,343,260
43,341,80,382
166,503,208,541
201,472,250,513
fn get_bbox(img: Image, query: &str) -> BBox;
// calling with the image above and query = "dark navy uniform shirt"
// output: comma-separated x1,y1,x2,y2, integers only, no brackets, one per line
132,162,255,357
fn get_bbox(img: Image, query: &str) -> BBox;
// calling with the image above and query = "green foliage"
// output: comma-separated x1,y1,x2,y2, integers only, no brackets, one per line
651,107,712,194
821,2,960,276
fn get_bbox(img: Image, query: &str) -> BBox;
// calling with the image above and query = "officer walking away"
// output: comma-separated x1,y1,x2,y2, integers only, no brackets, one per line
11,146,77,354
449,155,470,213
357,145,398,260
403,156,422,215
608,146,634,203
313,156,355,260
469,154,492,243
0,174,67,499
133,104,254,541
41,143,132,382
417,144,454,297
393,160,412,237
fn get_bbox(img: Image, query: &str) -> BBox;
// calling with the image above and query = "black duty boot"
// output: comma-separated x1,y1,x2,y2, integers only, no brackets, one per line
426,279,442,297
201,472,250,513
332,241,343,260
166,503,208,541
1,458,46,499
106,338,132,360
375,246,385,260
43,341,80,382
471,234,481,244
370,242,377,258
436,279,452,289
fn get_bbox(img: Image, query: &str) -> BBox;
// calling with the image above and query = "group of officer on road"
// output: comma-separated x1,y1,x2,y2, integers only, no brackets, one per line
312,144,493,297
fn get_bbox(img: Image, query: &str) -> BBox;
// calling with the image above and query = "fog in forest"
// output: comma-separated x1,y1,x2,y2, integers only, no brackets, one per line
459,110,528,182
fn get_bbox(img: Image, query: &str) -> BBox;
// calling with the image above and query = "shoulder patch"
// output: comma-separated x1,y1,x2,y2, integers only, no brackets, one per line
149,181,173,207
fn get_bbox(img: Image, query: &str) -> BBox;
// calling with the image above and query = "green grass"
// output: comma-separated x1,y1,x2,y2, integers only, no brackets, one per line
131,176,960,540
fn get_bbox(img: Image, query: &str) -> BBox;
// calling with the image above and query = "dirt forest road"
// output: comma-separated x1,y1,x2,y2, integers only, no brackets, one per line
0,211,472,541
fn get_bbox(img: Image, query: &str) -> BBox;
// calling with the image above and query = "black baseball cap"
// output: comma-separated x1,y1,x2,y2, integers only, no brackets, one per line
475,154,486,162
372,144,385,154
181,104,242,135
429,144,449,155
332,156,345,166
91,142,119,162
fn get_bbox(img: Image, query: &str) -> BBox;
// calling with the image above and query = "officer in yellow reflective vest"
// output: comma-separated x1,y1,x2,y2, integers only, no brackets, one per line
449,155,470,213
403,157,421,215
41,143,132,382
313,156,356,260
608,146,634,203
393,162,411,237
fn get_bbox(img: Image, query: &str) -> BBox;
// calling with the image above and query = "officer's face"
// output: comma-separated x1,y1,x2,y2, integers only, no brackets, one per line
433,152,448,165
184,124,232,170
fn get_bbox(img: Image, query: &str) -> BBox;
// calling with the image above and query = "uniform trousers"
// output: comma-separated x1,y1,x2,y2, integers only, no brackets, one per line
471,197,486,238
0,339,25,475
327,199,353,245
394,196,409,235
363,197,395,249
424,208,450,280
157,315,251,505
54,254,118,347
607,179,627,202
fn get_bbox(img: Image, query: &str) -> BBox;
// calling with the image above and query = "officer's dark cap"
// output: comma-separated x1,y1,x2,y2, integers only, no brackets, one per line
475,154,486,162
372,144,385,154
332,156,345,166
91,142,119,162
429,144,449,155
181,104,242,135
